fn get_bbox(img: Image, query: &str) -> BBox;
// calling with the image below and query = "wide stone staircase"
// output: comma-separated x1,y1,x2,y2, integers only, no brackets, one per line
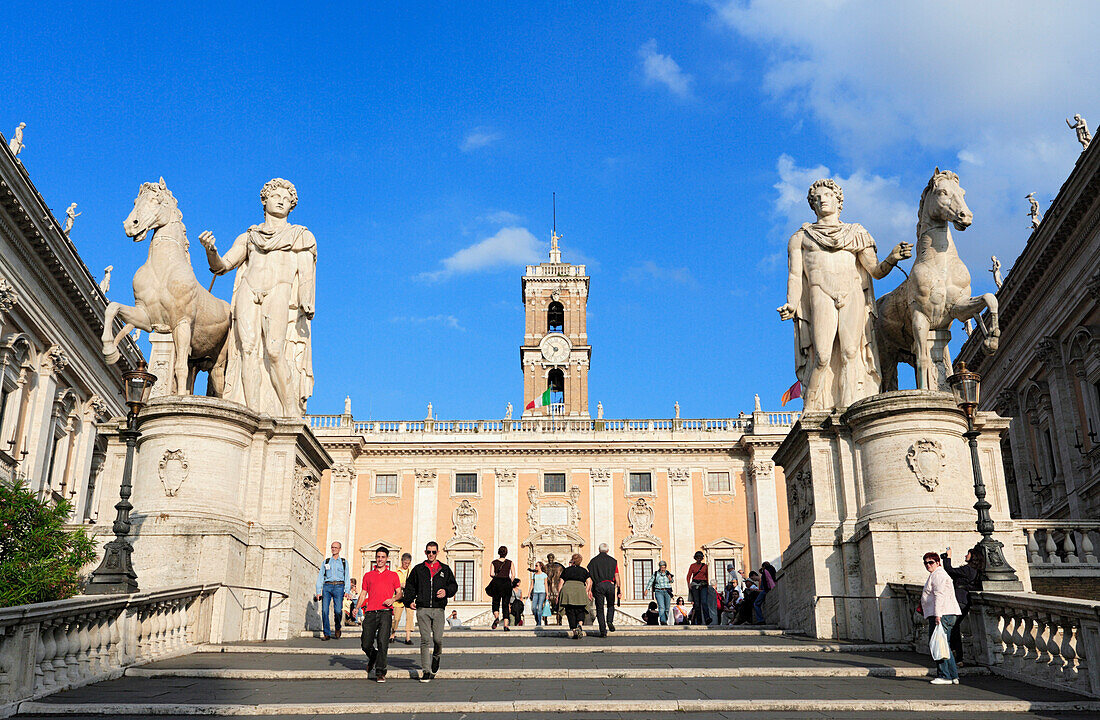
13,624,1100,719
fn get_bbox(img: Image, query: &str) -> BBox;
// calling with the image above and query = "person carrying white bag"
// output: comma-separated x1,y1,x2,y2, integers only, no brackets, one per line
920,551,962,685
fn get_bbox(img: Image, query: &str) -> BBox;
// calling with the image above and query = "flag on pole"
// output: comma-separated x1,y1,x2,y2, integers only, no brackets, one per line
525,386,553,411
781,380,802,407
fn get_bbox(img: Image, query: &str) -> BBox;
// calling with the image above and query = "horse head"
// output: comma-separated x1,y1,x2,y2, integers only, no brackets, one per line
917,168,972,238
124,177,183,243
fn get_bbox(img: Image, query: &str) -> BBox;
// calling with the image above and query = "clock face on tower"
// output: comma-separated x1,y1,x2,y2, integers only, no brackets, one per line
540,333,571,363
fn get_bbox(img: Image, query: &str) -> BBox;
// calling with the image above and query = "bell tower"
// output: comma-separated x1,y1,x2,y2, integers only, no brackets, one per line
521,230,590,417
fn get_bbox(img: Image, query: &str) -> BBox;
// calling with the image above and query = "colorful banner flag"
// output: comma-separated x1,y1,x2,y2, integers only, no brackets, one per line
525,386,553,411
781,380,802,407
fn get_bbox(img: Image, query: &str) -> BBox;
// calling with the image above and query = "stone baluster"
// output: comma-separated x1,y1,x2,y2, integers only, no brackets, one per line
34,621,51,693
87,613,106,677
1034,612,1051,666
63,619,81,685
1048,615,1066,679
72,617,90,684
999,607,1014,667
1080,528,1097,564
50,621,69,688
1011,611,1029,669
1022,612,1038,663
1060,619,1079,685
1062,531,1079,564
1044,530,1060,563
1026,529,1042,564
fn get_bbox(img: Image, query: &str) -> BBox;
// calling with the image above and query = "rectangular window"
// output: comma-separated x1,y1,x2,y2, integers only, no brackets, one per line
374,474,397,495
454,560,475,602
543,472,566,493
713,558,735,590
632,559,653,600
454,472,478,494
707,471,731,493
628,472,652,494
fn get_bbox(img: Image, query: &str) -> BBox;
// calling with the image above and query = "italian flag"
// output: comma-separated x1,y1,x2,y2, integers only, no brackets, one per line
525,387,553,411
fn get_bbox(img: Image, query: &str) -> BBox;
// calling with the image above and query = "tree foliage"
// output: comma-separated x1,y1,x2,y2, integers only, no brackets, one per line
0,476,97,608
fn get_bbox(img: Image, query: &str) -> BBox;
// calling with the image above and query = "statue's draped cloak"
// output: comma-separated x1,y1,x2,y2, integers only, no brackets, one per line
792,222,881,410
222,223,316,415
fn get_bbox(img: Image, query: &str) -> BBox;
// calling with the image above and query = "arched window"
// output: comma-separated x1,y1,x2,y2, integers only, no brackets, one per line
547,368,565,406
547,301,564,334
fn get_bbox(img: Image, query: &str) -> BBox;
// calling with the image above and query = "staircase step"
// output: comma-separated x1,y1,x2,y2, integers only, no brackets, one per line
300,625,784,638
16,713,1100,720
200,641,909,654
128,665,990,680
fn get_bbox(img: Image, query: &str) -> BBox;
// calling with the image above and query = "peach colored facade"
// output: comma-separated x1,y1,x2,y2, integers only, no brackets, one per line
310,244,794,614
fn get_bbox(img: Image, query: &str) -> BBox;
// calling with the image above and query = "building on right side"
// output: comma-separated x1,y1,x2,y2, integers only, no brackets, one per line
956,139,1100,597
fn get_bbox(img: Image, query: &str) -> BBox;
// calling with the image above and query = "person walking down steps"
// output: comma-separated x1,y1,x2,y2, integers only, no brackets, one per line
356,547,403,683
314,541,350,640
403,540,459,683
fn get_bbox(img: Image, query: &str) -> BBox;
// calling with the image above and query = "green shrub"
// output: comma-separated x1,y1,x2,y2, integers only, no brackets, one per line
0,476,97,608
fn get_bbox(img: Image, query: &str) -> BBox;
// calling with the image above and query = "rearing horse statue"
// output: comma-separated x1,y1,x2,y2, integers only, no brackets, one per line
101,178,231,395
875,169,999,391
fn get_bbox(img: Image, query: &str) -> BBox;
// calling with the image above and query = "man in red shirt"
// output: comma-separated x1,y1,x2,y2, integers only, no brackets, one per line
355,547,403,682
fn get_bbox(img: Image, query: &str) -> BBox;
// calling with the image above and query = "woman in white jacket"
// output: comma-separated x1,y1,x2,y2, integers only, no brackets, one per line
920,551,962,685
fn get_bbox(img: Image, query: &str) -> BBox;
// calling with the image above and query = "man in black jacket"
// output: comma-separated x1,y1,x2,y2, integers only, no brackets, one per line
403,540,459,683
943,546,983,663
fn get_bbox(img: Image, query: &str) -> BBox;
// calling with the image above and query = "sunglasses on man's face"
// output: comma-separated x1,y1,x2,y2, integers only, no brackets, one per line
426,550,438,555
924,560,938,566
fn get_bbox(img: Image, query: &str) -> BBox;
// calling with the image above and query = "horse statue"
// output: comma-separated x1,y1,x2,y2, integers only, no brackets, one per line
875,168,999,391
101,178,231,396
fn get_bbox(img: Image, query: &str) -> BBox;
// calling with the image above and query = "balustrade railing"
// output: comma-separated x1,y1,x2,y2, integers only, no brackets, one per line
889,582,1100,698
1019,521,1100,576
309,414,778,436
0,584,219,710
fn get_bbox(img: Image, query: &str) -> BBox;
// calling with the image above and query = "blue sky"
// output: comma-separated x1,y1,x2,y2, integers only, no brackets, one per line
5,2,1095,419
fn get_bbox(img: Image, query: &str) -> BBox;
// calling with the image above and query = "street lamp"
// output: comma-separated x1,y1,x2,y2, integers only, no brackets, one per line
86,361,156,595
946,361,1022,590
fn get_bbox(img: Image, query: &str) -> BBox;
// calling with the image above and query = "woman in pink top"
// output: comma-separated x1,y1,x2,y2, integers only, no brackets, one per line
920,551,962,685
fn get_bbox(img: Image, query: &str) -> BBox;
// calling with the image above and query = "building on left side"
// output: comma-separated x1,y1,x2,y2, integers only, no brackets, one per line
0,128,143,520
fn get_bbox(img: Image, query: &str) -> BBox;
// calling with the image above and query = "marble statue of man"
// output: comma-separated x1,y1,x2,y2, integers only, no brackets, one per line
99,265,113,294
199,179,316,417
505,401,513,420
1067,114,1091,150
8,123,25,156
777,179,912,411
344,395,352,415
990,255,1003,289
674,401,680,419
1026,193,1041,230
596,401,603,419
63,203,80,234
426,402,433,420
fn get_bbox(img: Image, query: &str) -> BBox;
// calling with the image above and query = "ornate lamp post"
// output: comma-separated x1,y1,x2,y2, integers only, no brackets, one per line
86,362,156,595
946,361,1022,589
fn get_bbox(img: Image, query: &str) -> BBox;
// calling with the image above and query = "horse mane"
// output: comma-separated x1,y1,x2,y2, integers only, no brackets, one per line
139,181,185,226
916,168,960,239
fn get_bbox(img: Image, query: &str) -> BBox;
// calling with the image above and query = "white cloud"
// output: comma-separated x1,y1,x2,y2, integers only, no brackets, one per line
480,210,523,225
391,314,465,331
772,154,915,245
418,226,545,281
623,260,694,285
638,40,694,98
712,0,1096,280
461,127,502,152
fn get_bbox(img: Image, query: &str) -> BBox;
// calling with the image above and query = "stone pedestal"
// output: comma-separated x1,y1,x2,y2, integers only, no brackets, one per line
92,396,330,641
775,390,1029,642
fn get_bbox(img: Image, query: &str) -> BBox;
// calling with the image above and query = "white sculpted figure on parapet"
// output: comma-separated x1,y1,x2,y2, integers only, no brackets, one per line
777,179,912,411
200,179,316,417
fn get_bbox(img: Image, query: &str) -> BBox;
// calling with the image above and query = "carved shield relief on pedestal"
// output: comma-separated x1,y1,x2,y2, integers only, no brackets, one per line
158,449,188,497
906,439,946,492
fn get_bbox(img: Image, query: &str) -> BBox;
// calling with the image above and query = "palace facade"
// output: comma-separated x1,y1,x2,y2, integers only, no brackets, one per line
310,242,794,611
0,129,143,519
